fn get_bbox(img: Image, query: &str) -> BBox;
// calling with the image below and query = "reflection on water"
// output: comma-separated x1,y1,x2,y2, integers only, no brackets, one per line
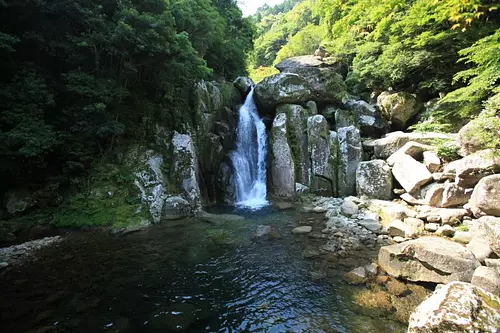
0,207,405,332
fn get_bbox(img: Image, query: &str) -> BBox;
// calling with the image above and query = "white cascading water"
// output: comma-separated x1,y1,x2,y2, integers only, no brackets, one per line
231,88,269,209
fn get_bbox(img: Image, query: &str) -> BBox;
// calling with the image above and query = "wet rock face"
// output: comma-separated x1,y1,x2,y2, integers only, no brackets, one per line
233,76,254,97
162,196,192,221
408,282,500,333
171,132,201,209
356,160,392,200
270,113,295,198
469,174,500,217
377,91,422,129
378,236,480,284
307,115,337,196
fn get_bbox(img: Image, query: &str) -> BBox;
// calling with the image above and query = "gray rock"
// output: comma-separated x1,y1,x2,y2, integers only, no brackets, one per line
408,282,500,332
467,237,493,264
253,225,280,240
424,223,439,232
196,211,244,224
404,217,425,233
443,149,500,188
377,91,422,129
358,213,382,232
386,141,434,166
392,155,433,193
217,162,235,204
441,183,472,208
277,104,310,185
295,183,310,193
356,160,393,200
471,266,500,295
365,263,379,276
458,118,496,156
292,226,313,234
270,113,295,198
367,199,417,227
307,115,336,196
342,98,389,136
171,132,201,208
470,174,500,217
340,199,359,216
162,196,192,220
344,266,367,284
479,216,500,257
453,231,473,244
233,76,254,96
485,259,500,271
388,220,417,238
254,73,314,109
368,131,455,159
436,225,455,237
338,126,362,197
423,150,441,173
378,236,480,283
4,188,36,215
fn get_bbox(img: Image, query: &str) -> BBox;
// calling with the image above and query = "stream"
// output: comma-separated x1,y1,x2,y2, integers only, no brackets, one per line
0,207,405,333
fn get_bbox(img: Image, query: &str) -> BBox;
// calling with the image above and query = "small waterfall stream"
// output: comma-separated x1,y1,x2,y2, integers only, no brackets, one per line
231,88,269,209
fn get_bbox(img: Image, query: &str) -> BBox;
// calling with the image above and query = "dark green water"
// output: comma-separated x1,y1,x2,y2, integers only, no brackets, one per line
0,207,405,332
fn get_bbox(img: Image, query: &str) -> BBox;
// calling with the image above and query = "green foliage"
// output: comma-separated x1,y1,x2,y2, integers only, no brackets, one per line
249,66,280,84
433,139,461,162
0,0,252,192
274,24,324,64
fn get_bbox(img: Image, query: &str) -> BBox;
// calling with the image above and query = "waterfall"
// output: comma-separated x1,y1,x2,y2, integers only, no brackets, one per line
231,88,269,209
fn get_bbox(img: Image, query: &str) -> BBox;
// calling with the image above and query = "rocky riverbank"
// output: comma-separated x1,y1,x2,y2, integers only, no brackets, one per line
0,236,63,272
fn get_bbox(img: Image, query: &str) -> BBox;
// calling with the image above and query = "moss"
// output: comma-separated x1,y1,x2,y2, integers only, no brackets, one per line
463,115,500,152
456,224,469,232
431,138,461,162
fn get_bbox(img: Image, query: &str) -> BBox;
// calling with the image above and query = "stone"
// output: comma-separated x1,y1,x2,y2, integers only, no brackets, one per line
453,231,473,244
195,211,244,224
270,113,295,198
307,115,336,196
471,266,500,295
162,196,192,220
368,131,455,159
275,55,325,71
424,223,439,232
392,155,433,193
469,174,500,217
356,160,393,200
400,193,429,206
340,199,359,217
171,132,201,208
393,236,408,243
486,259,500,271
342,98,389,136
377,91,422,129
338,126,362,197
295,183,310,193
467,237,493,264
388,220,417,238
440,182,472,208
385,278,409,296
408,282,500,332
423,150,441,173
479,216,500,256
4,188,36,215
253,225,280,240
345,267,367,284
277,104,310,185
378,236,480,283
332,107,359,130
217,162,235,204
386,141,434,166
367,199,417,227
292,226,313,234
436,225,455,237
365,263,379,276
358,213,383,232
254,73,314,109
443,149,500,188
233,76,254,96
432,208,468,225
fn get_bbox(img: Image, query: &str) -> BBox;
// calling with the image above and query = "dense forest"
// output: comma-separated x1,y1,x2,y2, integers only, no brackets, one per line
249,0,500,135
0,0,253,192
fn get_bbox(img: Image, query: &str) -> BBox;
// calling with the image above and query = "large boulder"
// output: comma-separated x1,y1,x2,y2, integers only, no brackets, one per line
233,76,254,96
216,162,235,204
378,236,480,284
386,141,434,166
469,174,500,217
338,126,362,197
366,131,454,159
270,113,295,198
275,55,348,78
277,104,310,185
356,160,393,200
254,68,347,109
377,91,422,129
171,132,201,208
162,196,192,220
254,73,314,109
418,182,472,208
471,266,500,295
307,115,336,196
443,149,500,188
392,155,433,193
479,216,500,257
408,282,500,333
4,188,37,215
342,98,389,137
